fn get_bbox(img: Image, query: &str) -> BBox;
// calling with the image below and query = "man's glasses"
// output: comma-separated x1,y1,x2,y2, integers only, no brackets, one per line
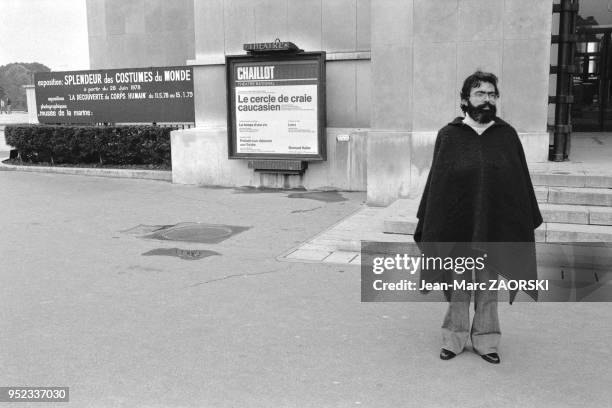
472,91,499,101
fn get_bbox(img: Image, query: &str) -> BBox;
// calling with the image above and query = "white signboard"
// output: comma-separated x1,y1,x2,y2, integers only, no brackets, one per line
235,84,317,154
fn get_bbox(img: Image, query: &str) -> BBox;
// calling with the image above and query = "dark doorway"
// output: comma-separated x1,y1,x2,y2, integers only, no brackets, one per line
572,23,612,131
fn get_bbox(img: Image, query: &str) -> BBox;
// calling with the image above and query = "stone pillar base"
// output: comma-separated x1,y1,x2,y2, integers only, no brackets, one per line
23,85,39,124
170,127,367,190
366,129,550,206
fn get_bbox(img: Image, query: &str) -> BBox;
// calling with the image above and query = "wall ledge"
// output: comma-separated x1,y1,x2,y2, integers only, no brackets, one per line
186,51,371,67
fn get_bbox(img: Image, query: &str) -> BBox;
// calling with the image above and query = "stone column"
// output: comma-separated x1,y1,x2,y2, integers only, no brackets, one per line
367,0,414,206
500,0,553,162
368,0,553,206
23,85,39,124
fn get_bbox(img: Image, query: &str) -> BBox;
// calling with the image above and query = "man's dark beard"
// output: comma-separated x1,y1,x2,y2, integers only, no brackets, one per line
465,100,496,124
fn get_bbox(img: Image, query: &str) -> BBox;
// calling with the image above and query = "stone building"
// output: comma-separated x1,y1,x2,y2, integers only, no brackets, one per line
86,0,568,205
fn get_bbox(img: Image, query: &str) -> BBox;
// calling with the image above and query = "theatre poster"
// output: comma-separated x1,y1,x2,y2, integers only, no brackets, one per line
226,52,326,160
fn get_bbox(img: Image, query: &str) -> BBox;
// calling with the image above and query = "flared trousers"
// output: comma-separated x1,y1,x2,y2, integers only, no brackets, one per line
441,268,501,355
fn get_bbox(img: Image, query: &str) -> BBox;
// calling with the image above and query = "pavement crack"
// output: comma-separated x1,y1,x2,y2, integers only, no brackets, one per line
185,267,286,288
291,206,323,213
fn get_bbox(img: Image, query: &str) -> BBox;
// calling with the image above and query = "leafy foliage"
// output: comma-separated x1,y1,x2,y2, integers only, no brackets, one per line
4,124,173,165
0,62,51,111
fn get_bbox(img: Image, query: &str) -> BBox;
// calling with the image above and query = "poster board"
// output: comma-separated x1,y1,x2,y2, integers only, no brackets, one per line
34,66,195,124
226,52,326,160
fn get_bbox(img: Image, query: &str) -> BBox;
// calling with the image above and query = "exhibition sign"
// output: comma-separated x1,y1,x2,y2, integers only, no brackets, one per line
226,52,326,160
34,66,195,124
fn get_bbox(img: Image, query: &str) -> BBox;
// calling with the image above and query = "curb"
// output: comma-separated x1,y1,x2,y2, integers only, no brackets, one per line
0,159,172,181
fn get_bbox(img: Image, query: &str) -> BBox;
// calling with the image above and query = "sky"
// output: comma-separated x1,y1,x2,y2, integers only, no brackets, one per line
0,0,89,71
0,0,610,73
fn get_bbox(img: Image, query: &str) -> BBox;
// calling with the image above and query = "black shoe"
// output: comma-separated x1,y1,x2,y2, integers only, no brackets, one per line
480,352,500,364
440,348,456,360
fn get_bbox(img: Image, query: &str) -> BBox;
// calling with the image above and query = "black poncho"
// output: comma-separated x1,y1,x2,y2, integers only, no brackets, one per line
414,117,543,303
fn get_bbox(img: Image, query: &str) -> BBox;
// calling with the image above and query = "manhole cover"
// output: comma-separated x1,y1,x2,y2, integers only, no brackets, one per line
143,223,249,244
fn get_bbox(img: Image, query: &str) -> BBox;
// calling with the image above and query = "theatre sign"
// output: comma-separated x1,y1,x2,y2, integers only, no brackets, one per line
34,66,195,123
226,42,326,161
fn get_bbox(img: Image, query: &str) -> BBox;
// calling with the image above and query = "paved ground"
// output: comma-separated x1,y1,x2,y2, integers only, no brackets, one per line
282,132,612,265
1,170,611,408
530,132,612,173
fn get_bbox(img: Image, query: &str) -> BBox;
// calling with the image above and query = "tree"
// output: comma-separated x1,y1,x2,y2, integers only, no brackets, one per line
0,62,51,111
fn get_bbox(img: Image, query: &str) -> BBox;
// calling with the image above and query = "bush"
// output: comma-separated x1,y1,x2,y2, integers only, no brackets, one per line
4,124,174,165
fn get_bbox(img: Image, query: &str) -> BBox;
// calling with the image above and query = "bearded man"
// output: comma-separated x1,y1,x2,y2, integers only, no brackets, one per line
414,71,543,364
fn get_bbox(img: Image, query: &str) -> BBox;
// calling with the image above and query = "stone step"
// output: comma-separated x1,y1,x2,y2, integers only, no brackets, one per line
310,232,412,252
384,202,612,235
383,218,612,243
285,242,612,270
536,186,612,207
545,222,612,242
530,171,612,189
534,185,549,202
383,215,418,235
384,209,611,232
536,243,612,271
548,186,612,207
384,217,547,242
539,203,612,225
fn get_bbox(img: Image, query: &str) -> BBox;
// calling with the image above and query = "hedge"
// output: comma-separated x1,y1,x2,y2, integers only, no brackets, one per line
4,124,174,165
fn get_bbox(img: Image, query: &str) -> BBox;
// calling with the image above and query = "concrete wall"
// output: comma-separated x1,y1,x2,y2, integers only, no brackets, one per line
86,0,195,69
174,0,372,193
193,0,370,58
171,127,367,191
190,0,372,128
85,0,554,205
366,0,553,205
